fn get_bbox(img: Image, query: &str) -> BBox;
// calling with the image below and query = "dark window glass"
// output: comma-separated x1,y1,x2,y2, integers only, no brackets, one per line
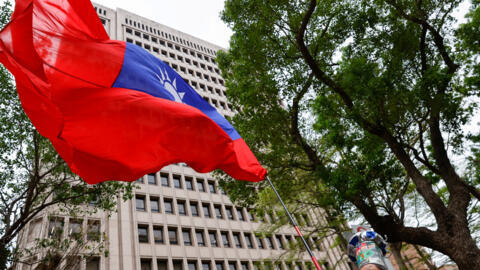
214,205,223,219
216,262,224,270
136,196,146,211
183,229,192,245
196,231,205,246
48,217,64,240
233,233,242,248
208,182,216,193
178,201,186,215
203,204,211,218
244,233,253,248
276,235,284,249
236,208,244,221
241,262,248,270
226,207,234,220
153,226,163,243
168,228,178,244
188,262,197,270
148,173,156,185
256,236,264,249
185,178,193,190
197,180,205,192
173,260,183,270
209,231,218,247
150,197,160,213
136,177,144,184
266,236,274,249
87,220,100,241
202,262,211,270
86,257,100,270
247,211,255,221
164,199,173,214
221,232,230,247
157,260,168,270
161,174,169,186
138,225,148,243
190,202,199,216
173,175,182,188
229,262,237,270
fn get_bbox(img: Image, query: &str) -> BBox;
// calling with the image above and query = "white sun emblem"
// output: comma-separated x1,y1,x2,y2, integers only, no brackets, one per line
155,67,185,103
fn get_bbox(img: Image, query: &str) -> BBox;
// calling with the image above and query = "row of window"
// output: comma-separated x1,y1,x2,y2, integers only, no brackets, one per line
124,23,217,57
125,39,224,85
125,31,220,72
136,224,324,252
137,173,226,194
27,217,101,243
141,258,319,270
135,195,254,221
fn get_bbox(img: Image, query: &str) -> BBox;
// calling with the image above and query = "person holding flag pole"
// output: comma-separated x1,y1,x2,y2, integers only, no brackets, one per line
0,0,327,269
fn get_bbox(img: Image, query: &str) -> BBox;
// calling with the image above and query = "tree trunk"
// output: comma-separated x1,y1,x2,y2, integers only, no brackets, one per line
445,234,480,270
0,243,9,270
412,244,437,270
390,242,409,270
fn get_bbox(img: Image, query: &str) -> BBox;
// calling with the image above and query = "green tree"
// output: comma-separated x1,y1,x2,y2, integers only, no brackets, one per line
217,0,480,269
0,2,134,269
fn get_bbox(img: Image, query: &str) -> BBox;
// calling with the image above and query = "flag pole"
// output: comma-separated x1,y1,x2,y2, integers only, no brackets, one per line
266,176,323,270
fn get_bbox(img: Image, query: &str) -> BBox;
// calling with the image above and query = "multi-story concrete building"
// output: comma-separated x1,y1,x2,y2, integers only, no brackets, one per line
16,3,351,270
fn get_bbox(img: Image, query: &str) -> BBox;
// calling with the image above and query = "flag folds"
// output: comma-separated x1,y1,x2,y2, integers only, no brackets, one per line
0,0,267,183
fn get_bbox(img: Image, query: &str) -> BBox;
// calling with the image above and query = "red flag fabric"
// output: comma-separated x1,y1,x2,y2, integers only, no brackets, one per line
0,0,267,184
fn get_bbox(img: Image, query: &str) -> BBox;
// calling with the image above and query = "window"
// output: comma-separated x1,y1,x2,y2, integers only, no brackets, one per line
136,177,144,184
197,180,205,192
136,195,146,211
244,233,253,248
241,262,248,270
188,262,197,270
173,260,183,270
86,257,100,270
236,208,245,221
141,259,152,270
229,262,237,270
143,34,149,40
276,235,284,249
150,197,160,213
266,236,274,249
158,260,168,270
233,233,242,248
214,205,223,219
126,28,132,34
196,230,206,246
247,211,255,221
256,236,265,249
202,262,211,270
138,224,149,243
153,226,164,243
68,219,82,239
87,220,100,241
148,173,156,185
164,198,174,214
152,37,157,43
203,203,211,218
183,229,192,245
135,31,141,37
190,201,199,216
221,231,231,247
209,231,218,247
161,173,169,187
185,177,193,190
153,47,159,53
225,206,234,220
173,175,182,188
178,201,186,215
126,38,134,44
48,217,64,240
168,227,178,244
216,262,224,270
208,181,216,193
144,44,151,51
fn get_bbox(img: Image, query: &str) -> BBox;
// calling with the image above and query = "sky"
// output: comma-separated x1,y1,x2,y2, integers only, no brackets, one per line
94,0,233,48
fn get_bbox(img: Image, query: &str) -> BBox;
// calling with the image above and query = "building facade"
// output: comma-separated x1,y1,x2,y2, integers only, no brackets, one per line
16,3,351,270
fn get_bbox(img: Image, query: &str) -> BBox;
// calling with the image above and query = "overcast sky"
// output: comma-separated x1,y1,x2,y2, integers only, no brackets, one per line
93,0,232,48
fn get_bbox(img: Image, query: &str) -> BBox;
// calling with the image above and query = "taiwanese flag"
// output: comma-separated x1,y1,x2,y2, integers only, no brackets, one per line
0,0,267,183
